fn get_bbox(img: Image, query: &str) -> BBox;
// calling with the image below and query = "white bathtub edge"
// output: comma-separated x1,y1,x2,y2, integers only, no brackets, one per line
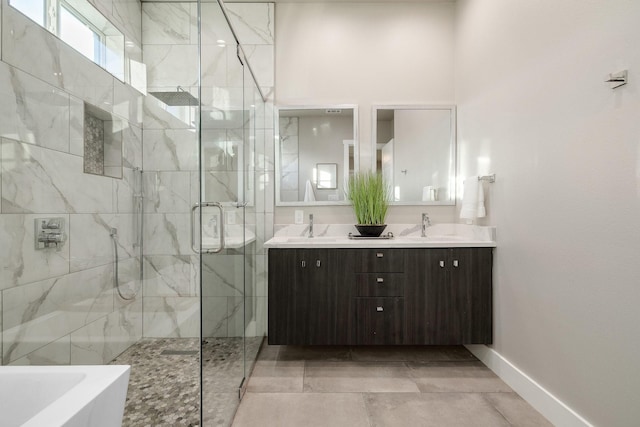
20,365,131,427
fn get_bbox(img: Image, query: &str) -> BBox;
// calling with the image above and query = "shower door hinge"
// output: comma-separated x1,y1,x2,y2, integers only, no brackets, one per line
238,377,247,401
236,45,245,66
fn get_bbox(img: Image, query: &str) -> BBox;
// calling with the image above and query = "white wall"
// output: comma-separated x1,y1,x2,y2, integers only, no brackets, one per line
456,1,640,426
275,1,457,224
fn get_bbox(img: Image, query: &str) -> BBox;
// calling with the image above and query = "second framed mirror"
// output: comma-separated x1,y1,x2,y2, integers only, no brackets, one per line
373,105,456,205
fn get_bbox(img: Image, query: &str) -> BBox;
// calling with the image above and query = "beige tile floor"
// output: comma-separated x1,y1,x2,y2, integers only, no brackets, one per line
232,345,553,427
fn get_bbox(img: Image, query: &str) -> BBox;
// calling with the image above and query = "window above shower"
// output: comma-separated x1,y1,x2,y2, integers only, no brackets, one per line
10,0,125,81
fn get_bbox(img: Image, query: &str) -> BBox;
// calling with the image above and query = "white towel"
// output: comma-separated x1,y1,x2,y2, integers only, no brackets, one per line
460,177,486,219
422,186,437,202
303,180,316,202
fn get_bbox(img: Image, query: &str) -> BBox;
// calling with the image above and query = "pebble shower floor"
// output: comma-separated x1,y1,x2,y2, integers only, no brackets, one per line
110,337,262,426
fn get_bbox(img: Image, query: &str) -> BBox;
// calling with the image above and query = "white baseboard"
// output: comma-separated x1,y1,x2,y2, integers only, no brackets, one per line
465,345,593,427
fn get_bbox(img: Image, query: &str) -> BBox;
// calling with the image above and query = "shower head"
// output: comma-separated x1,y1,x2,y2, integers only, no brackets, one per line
149,86,198,106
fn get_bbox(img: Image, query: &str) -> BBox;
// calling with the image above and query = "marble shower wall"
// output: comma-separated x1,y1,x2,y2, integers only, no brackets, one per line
141,1,274,339
0,0,144,365
225,1,274,340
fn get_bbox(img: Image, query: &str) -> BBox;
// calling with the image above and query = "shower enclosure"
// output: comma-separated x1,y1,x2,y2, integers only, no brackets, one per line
0,0,273,424
135,0,272,423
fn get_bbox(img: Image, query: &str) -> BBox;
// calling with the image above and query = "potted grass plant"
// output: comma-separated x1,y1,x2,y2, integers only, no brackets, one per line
347,171,390,237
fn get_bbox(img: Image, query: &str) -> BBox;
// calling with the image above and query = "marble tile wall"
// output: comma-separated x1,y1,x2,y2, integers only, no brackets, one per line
141,26,200,337
0,0,144,365
141,1,203,339
228,2,275,341
141,1,274,339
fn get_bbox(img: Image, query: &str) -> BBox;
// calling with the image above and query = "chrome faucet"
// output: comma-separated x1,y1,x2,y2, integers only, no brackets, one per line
309,214,314,238
421,213,431,237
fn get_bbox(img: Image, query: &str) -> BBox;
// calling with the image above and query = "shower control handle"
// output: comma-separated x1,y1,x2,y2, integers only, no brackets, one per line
35,217,67,250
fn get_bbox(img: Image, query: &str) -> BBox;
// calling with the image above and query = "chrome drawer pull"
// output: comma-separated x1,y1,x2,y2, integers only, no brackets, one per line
301,260,306,268
376,252,384,258
316,260,321,267
376,277,384,283
376,306,384,312
453,260,459,268
439,261,445,268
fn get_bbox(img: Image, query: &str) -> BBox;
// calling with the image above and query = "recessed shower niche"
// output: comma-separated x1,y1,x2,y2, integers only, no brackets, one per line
83,103,123,179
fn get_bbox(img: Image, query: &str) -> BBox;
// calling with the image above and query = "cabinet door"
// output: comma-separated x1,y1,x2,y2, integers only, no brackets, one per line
406,248,463,344
355,297,404,345
268,249,305,344
406,248,493,345
269,248,353,345
304,248,351,344
452,248,493,344
427,249,465,344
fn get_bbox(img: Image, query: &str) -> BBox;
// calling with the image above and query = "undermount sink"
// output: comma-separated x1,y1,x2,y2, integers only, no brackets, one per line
398,234,469,241
426,235,468,241
285,237,337,243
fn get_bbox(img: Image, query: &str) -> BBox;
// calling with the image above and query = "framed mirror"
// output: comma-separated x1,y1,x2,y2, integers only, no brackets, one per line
372,105,456,205
276,105,358,205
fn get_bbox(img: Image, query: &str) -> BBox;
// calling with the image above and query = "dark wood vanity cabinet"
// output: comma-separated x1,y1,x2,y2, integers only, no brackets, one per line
268,247,492,345
268,248,354,345
405,248,492,345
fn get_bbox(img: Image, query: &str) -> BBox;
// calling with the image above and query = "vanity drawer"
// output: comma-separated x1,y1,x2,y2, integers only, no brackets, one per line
355,273,405,297
355,297,404,345
356,249,404,273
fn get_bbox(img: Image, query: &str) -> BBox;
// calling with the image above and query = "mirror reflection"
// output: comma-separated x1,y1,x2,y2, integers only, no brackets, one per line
374,106,456,205
316,163,338,189
276,106,357,205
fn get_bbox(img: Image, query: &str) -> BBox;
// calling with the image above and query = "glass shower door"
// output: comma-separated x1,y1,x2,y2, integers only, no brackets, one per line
199,1,248,424
241,50,266,383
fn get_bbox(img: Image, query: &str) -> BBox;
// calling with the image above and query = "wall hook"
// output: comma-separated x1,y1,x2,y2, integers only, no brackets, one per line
605,70,627,89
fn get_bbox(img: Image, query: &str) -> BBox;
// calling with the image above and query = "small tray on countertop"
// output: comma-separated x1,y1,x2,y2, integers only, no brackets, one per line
348,232,394,240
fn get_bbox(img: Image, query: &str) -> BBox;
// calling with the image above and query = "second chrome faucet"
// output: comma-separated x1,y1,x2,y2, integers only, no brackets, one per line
421,212,431,237
308,213,314,238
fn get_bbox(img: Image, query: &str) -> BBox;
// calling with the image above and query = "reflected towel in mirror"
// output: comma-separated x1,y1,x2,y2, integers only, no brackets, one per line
460,177,486,219
304,180,316,202
422,186,437,201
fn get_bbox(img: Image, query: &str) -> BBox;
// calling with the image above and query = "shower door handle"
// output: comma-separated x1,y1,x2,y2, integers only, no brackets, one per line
191,202,225,254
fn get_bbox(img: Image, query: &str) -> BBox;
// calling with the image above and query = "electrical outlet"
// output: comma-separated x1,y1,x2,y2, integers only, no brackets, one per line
294,210,304,224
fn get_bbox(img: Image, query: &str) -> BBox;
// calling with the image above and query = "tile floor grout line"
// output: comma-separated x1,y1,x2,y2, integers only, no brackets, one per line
478,393,517,426
301,358,307,393
360,392,375,427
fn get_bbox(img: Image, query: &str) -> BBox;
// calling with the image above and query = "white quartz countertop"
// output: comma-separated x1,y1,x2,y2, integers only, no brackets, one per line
264,224,496,249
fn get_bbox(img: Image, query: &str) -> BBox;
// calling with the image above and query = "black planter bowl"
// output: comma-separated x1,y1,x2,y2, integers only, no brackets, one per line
355,224,387,238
